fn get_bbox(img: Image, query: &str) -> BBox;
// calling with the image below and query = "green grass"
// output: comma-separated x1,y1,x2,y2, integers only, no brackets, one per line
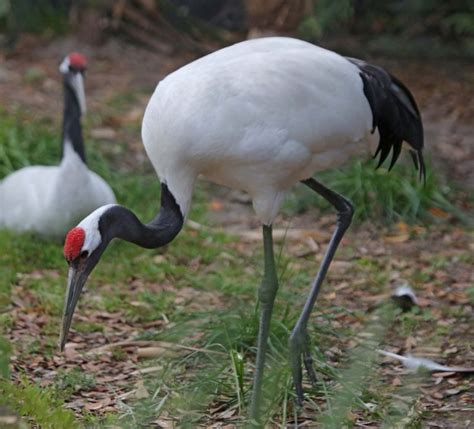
2,0,70,36
0,111,57,176
54,369,97,397
0,109,470,427
284,157,472,225
0,377,78,429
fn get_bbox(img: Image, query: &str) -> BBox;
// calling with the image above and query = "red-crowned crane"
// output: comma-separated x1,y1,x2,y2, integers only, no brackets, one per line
59,37,424,421
0,53,116,240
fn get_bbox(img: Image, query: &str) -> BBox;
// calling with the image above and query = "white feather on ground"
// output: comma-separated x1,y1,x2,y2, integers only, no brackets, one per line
378,350,474,372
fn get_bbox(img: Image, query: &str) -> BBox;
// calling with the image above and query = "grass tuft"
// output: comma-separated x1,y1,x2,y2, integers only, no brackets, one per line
0,377,78,429
0,111,58,177
54,369,97,397
285,158,471,224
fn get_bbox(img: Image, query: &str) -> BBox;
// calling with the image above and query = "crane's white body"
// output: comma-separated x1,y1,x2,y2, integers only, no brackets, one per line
142,37,376,224
59,38,424,417
0,141,116,240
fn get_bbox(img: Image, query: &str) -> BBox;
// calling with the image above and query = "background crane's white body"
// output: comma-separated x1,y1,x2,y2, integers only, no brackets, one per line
143,37,376,223
0,141,115,239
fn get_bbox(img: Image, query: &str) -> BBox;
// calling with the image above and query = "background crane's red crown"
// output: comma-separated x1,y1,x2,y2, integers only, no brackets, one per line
64,227,86,261
68,52,87,70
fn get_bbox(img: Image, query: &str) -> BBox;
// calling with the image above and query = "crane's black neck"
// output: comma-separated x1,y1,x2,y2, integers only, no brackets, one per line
99,183,184,249
61,76,86,164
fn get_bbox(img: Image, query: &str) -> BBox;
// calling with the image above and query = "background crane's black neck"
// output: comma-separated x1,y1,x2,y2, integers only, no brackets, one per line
61,79,86,164
100,183,184,249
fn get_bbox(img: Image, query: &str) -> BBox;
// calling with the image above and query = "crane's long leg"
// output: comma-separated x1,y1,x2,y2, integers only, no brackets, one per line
250,224,279,424
289,178,354,405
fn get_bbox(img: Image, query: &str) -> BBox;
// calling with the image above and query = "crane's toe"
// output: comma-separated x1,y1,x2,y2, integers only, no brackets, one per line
288,327,318,406
303,348,318,387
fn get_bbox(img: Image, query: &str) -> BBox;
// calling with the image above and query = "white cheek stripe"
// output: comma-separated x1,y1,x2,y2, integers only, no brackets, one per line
78,204,117,253
59,57,70,74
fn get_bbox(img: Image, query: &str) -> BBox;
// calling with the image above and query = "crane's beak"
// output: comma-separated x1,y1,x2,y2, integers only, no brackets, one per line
59,265,88,351
70,72,87,115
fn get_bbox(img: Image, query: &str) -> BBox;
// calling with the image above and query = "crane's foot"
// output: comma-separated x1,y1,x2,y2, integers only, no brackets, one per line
288,326,318,406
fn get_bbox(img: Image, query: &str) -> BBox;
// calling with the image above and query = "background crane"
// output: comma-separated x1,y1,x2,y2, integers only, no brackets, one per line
0,53,116,240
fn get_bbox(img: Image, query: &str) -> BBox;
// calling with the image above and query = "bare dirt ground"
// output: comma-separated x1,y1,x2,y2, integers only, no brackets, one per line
1,35,473,427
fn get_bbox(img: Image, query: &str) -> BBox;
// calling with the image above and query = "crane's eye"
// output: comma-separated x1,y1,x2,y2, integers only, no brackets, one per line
80,250,89,259
68,65,85,74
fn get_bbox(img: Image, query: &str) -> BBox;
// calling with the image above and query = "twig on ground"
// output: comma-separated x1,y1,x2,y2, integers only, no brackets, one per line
86,340,226,356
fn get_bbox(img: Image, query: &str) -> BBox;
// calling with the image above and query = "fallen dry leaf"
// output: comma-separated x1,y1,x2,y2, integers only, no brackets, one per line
208,200,224,211
137,346,171,359
392,376,402,386
384,233,410,243
428,207,450,218
134,380,150,399
85,397,112,411
90,127,117,140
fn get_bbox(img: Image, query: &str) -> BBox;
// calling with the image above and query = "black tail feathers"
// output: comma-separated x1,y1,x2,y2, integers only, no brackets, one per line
346,57,425,183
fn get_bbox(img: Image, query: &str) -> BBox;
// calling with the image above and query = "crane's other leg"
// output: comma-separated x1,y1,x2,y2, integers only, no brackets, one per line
289,178,354,405
250,224,279,424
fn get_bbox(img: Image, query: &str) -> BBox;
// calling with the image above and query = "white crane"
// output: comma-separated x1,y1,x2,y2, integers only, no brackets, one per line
0,53,116,240
58,38,424,421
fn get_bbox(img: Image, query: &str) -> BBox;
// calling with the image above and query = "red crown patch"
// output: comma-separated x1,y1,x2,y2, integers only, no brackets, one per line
64,227,86,261
68,52,87,70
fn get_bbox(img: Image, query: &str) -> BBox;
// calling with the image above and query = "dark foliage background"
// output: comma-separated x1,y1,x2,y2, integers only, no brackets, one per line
1,1,473,56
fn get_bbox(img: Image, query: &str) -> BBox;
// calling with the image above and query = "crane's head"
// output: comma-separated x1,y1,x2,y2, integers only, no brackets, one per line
60,205,116,350
59,52,87,115
59,186,183,350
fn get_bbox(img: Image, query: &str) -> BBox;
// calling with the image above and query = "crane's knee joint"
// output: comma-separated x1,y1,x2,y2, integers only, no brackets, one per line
303,353,314,366
258,288,277,306
258,276,278,305
337,199,354,228
288,327,307,351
